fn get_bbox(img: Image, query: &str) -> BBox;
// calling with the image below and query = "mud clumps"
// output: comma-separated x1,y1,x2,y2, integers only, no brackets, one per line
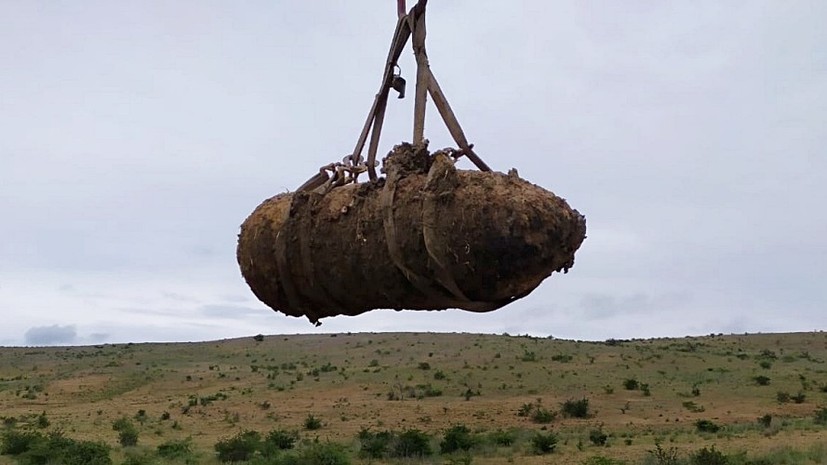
237,143,586,324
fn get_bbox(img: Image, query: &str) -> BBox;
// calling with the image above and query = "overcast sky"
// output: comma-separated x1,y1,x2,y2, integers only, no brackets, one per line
2,1,825,346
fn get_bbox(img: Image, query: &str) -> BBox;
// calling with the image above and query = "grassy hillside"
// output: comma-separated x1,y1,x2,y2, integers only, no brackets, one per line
1,331,827,464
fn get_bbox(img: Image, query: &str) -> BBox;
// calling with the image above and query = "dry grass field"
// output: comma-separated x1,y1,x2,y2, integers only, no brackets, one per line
1,331,827,464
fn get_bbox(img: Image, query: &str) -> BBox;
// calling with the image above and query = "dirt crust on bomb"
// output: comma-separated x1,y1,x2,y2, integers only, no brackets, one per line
237,143,586,324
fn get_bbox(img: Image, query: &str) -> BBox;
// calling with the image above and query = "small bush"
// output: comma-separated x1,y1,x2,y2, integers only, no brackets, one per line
113,416,139,447
214,430,261,463
488,429,516,446
776,391,791,403
814,406,827,425
253,334,265,342
562,398,590,418
418,362,431,370
648,442,680,465
691,445,728,465
262,428,299,455
517,403,534,417
695,419,721,433
589,428,608,446
532,408,557,424
757,414,772,428
753,375,771,386
392,429,432,458
1,430,41,455
440,425,475,454
304,414,322,430
358,429,394,459
433,370,446,380
157,438,193,459
683,401,705,413
531,431,558,454
134,409,148,424
35,412,50,429
118,426,139,447
623,378,639,390
297,441,350,465
791,392,806,404
7,431,112,465
112,417,133,432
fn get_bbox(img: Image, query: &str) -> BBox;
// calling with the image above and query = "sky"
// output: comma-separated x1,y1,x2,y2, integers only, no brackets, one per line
1,1,825,346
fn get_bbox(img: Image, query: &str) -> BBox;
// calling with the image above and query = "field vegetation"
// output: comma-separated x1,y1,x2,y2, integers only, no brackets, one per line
1,331,826,464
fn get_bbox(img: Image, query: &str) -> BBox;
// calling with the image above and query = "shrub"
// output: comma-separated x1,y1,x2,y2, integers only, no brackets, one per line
35,412,49,429
682,401,705,413
695,419,721,433
776,391,791,403
561,398,590,418
418,362,431,370
392,429,432,458
9,431,112,465
157,438,193,459
118,426,139,447
648,442,680,465
532,408,557,424
623,378,639,390
253,334,265,342
1,430,42,455
517,402,534,417
214,430,261,463
304,414,322,430
112,417,133,432
791,392,806,404
433,370,447,380
814,406,827,425
753,375,771,386
488,429,516,446
691,445,728,465
462,388,480,401
297,441,350,465
262,429,299,455
757,414,772,428
112,416,139,447
134,409,148,424
358,429,394,459
419,383,443,398
589,428,608,446
440,424,475,454
521,350,537,362
531,431,558,454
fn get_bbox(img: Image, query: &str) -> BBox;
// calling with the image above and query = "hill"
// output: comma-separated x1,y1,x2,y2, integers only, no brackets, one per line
1,331,826,464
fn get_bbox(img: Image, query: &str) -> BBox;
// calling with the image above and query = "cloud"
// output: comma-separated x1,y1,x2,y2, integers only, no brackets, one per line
24,325,78,346
87,332,110,343
200,304,268,319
